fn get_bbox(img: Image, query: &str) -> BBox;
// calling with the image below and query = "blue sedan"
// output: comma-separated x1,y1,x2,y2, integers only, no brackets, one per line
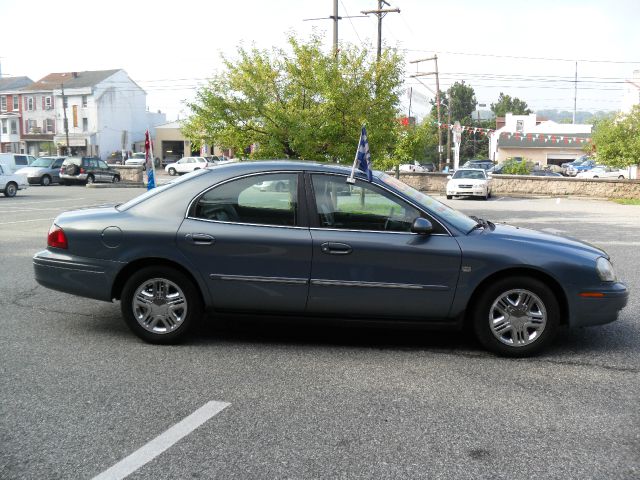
33,161,628,356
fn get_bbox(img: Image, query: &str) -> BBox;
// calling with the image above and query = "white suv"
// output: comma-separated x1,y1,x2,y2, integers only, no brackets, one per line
0,164,28,197
164,156,211,175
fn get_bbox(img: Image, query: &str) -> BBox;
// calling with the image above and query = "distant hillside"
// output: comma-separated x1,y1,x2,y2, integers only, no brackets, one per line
534,109,614,124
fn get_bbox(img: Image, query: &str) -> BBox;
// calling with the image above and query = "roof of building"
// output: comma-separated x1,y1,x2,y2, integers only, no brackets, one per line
498,132,591,149
20,69,121,91
0,76,34,92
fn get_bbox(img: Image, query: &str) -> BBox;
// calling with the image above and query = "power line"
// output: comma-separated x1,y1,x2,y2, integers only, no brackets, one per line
402,49,640,64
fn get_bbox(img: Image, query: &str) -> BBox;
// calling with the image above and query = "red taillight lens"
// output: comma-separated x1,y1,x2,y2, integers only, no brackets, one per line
47,224,68,249
79,167,85,174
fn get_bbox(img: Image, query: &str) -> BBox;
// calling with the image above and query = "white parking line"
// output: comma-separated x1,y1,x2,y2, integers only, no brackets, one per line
91,400,230,480
0,217,55,225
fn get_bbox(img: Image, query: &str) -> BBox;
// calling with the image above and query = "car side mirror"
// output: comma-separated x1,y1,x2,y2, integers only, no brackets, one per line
411,217,433,235
446,175,452,180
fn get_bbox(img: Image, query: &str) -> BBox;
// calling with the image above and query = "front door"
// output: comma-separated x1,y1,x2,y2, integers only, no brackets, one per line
306,173,462,320
177,172,312,313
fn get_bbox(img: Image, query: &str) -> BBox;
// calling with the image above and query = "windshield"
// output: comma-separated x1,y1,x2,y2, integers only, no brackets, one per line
452,170,486,180
117,169,209,211
30,158,55,167
379,173,477,233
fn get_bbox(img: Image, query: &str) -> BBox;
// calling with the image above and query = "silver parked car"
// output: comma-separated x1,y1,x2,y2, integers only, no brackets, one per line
15,156,66,186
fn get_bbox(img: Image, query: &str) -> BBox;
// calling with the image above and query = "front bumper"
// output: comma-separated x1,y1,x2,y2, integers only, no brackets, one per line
33,250,124,302
447,189,486,197
568,282,629,327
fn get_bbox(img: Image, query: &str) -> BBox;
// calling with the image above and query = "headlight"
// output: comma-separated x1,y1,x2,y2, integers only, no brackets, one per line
596,257,616,282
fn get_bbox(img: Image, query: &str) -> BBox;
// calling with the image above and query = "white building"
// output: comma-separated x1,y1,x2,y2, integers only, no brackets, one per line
22,70,147,159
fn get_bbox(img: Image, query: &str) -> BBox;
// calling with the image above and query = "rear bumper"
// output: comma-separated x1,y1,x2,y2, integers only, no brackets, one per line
60,173,88,182
568,282,629,327
33,250,124,302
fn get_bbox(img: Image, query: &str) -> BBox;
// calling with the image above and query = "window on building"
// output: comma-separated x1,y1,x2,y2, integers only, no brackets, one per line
10,120,17,134
45,118,55,133
13,96,19,110
516,120,524,132
1,119,7,134
82,95,88,108
0,96,6,111
82,118,88,132
63,96,68,108
45,96,52,110
26,97,34,111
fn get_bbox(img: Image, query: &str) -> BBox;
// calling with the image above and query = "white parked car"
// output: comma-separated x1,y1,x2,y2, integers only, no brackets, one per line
576,166,627,179
124,152,147,166
446,168,492,200
164,156,211,176
0,163,28,197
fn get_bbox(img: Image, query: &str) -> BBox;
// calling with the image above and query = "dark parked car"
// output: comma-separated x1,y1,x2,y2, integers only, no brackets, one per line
33,162,628,356
530,170,563,177
59,157,121,185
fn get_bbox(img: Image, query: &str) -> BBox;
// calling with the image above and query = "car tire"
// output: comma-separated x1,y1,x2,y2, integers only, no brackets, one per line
41,175,51,186
472,276,559,357
168,167,176,176
112,175,120,184
618,175,624,179
446,195,452,200
86,175,95,184
4,182,17,197
121,266,203,344
593,176,598,179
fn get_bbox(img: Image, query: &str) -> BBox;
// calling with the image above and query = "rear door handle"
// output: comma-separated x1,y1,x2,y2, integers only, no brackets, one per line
186,233,215,245
320,242,352,255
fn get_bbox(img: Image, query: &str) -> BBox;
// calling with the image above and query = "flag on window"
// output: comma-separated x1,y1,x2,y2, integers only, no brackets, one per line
348,126,372,183
145,129,155,190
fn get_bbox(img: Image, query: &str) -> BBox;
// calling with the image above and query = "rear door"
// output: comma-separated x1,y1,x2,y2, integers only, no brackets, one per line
177,171,312,313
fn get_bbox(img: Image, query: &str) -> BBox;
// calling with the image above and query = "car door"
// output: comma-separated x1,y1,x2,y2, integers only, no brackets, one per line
98,160,111,181
178,158,193,174
51,158,64,182
306,173,462,320
177,172,312,313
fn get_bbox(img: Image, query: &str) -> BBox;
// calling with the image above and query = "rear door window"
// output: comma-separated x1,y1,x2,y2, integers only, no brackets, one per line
15,155,28,166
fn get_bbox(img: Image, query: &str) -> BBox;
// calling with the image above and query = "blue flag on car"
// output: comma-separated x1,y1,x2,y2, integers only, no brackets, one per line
348,126,372,183
145,129,155,190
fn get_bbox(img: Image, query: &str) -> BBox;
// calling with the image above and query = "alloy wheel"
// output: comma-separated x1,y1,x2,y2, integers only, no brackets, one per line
132,278,188,334
488,288,547,347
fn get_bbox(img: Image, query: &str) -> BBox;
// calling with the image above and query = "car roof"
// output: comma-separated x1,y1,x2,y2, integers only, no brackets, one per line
204,160,374,178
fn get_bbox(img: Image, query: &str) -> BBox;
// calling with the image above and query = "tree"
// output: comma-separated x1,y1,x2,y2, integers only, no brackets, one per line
591,105,640,168
182,35,405,167
430,81,477,124
389,116,439,168
491,92,532,117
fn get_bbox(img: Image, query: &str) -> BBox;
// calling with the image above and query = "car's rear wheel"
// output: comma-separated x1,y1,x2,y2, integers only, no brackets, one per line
86,174,95,184
112,175,120,183
446,195,452,200
41,175,51,186
168,167,176,176
121,267,202,344
4,182,17,197
473,276,559,357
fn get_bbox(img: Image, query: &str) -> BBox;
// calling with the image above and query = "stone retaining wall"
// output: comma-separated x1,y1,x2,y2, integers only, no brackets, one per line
112,165,144,184
398,172,640,199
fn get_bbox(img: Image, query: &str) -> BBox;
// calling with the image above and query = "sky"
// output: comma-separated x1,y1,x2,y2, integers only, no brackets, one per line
1,0,639,122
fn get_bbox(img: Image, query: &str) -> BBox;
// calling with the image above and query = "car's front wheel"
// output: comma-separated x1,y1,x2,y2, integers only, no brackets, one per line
41,175,51,186
112,175,120,183
86,174,95,184
472,276,559,357
121,267,203,344
168,167,176,176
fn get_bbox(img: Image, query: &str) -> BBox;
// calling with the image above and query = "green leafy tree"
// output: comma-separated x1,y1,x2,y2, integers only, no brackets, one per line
591,106,640,168
491,92,532,117
386,117,439,169
502,158,532,175
182,35,405,167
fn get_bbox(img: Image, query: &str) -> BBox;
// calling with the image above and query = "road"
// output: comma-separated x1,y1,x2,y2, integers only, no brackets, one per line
1,184,638,480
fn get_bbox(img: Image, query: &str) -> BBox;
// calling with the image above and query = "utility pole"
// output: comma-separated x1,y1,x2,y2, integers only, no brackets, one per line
573,61,577,124
303,1,367,57
61,83,70,156
410,54,443,170
361,1,400,60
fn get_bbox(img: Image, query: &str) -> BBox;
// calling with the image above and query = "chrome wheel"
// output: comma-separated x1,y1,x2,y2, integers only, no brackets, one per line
132,278,188,335
489,289,547,347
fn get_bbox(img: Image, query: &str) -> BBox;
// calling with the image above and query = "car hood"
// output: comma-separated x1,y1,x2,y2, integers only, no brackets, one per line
448,178,487,185
489,223,607,258
15,166,46,175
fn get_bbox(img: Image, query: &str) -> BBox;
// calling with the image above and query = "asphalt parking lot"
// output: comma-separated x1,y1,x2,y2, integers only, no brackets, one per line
1,184,638,480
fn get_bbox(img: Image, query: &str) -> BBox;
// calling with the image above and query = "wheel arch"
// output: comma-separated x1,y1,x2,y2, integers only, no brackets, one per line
464,267,569,328
111,257,206,307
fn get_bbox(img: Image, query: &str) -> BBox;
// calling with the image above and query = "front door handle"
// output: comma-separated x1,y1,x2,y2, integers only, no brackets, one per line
320,242,352,255
186,233,215,245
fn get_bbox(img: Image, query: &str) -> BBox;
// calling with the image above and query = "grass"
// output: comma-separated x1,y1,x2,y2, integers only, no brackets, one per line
611,198,640,205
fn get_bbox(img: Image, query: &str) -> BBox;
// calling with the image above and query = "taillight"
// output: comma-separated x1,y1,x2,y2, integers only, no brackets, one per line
79,167,86,174
47,224,68,249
